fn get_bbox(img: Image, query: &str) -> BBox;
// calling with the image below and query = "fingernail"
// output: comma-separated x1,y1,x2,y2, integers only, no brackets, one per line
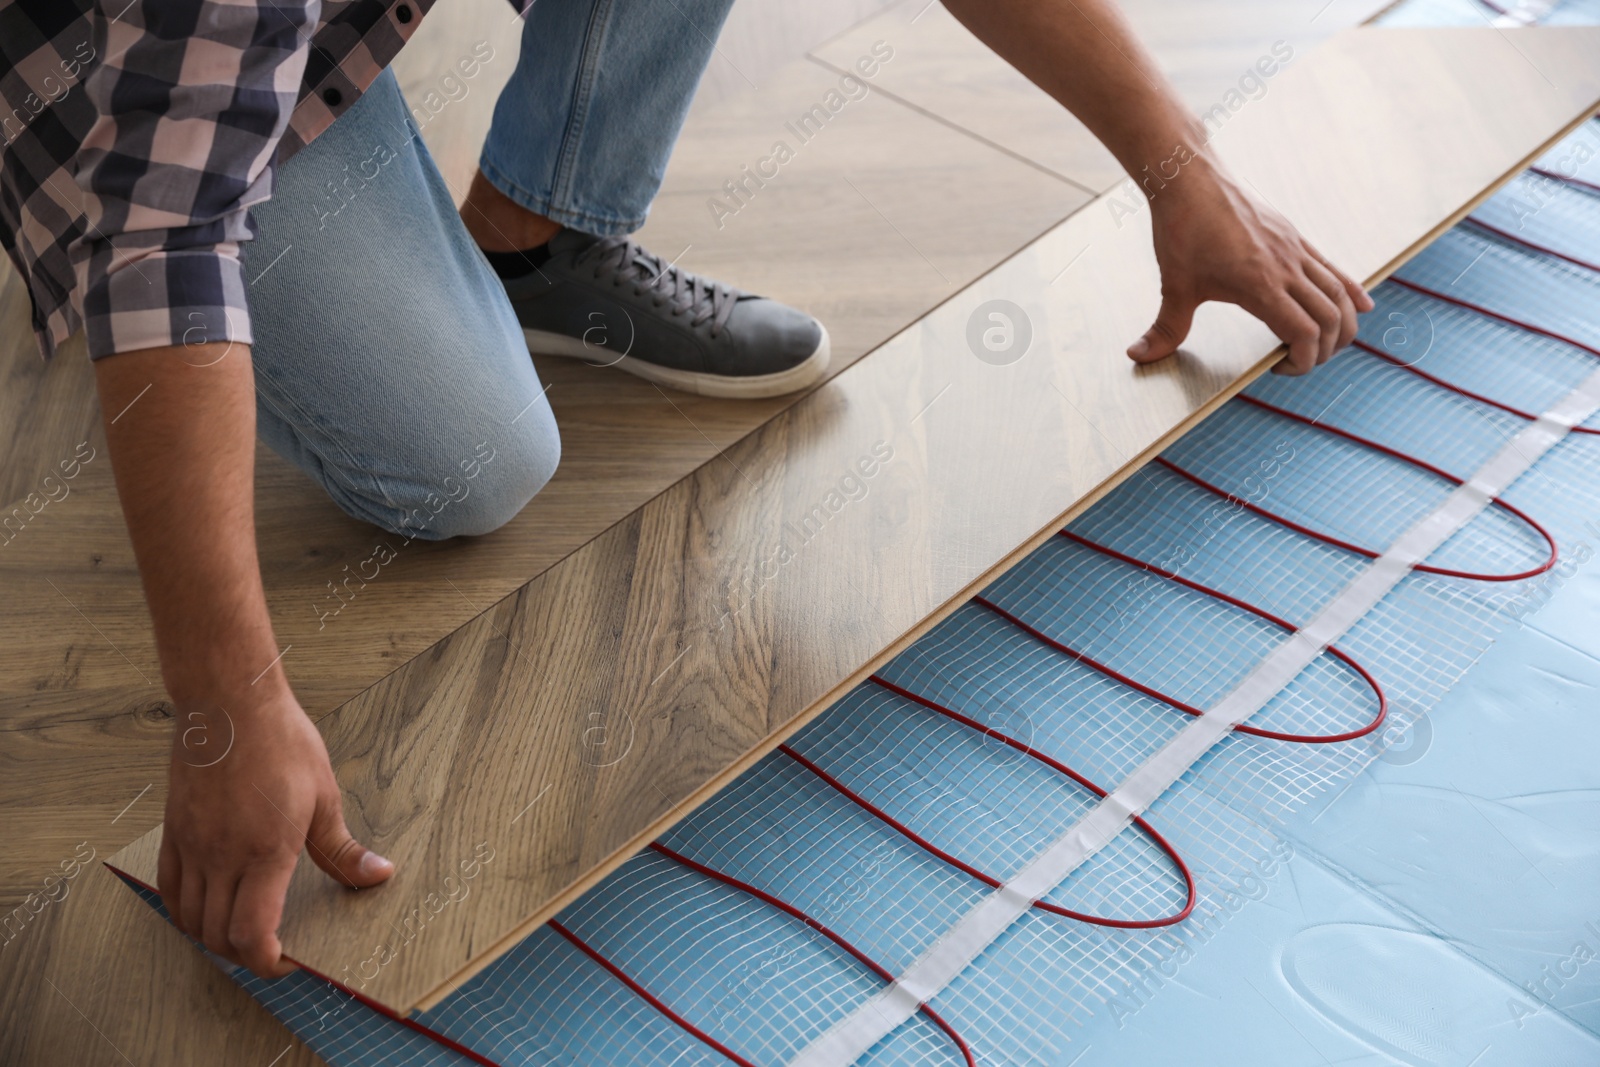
1127,338,1150,360
359,852,393,878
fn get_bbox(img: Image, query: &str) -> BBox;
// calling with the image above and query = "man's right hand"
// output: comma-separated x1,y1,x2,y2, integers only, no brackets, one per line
96,341,392,978
942,0,1369,376
1130,156,1371,374
160,685,393,977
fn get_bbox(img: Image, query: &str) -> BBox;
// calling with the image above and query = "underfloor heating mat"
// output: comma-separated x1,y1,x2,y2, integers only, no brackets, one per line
118,39,1600,1067
1376,0,1600,25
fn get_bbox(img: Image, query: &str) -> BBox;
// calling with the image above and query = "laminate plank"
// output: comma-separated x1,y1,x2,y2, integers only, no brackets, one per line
687,0,901,117
111,27,1600,1014
0,11,1089,1058
0,48,1085,903
810,0,1399,188
0,862,323,1067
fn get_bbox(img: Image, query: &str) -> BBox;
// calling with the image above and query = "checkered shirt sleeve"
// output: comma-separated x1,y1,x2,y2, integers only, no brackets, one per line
72,0,316,358
2,0,493,360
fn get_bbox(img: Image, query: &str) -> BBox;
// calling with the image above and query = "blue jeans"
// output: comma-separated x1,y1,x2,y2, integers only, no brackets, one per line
246,0,735,539
482,0,736,235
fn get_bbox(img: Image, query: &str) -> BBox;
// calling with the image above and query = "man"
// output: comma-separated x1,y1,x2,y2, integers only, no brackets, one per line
0,0,1371,979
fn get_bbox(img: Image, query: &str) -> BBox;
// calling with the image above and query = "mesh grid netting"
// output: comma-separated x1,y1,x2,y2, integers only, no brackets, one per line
121,111,1600,1067
1377,0,1600,25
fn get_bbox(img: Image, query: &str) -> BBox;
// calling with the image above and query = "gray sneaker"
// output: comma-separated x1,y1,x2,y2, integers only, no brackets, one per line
503,229,830,399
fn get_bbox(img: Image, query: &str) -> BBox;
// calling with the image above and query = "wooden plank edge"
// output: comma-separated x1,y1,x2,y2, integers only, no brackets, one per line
804,52,1103,190
403,97,1600,1014
1362,0,1412,23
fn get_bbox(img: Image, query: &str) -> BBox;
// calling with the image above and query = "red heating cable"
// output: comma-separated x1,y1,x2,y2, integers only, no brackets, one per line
1348,337,1600,437
1530,166,1600,198
1155,394,1558,582
974,530,1389,744
1368,273,1600,430
506,155,1590,1066
647,842,976,1066
546,205,1592,1067
778,739,1196,928
548,920,764,1067
1462,215,1600,277
864,675,1199,925
107,113,1600,1067
1385,275,1600,361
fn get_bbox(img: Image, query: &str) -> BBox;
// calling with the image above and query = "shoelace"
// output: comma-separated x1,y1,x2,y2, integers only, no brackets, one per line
577,237,738,336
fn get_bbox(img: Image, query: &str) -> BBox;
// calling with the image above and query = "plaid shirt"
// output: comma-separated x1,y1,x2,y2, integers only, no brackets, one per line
0,0,463,361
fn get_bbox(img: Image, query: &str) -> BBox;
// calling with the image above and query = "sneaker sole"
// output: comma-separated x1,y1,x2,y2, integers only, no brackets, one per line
523,325,831,400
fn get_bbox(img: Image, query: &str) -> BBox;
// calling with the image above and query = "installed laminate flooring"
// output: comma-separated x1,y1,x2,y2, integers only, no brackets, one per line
387,0,905,196
7,8,1591,1067
0,8,1073,1063
812,0,1397,187
10,0,1410,929
0,29,1084,900
108,26,1600,1017
0,865,328,1067
687,0,901,117
0,0,1395,911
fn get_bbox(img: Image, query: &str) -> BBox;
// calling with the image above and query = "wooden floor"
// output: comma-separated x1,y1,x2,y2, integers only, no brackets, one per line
109,24,1600,1020
0,0,1399,913
813,0,1409,186
0,0,1085,907
9,0,1582,1061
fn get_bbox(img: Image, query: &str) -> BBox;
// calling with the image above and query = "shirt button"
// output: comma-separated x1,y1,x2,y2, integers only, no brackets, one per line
396,4,413,22
322,87,343,107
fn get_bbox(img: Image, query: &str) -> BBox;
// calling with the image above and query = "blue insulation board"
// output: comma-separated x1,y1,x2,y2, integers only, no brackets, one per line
1377,0,1600,25
122,31,1600,1067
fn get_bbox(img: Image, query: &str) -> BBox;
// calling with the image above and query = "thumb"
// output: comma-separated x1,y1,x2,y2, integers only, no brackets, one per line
1128,292,1196,363
307,796,393,889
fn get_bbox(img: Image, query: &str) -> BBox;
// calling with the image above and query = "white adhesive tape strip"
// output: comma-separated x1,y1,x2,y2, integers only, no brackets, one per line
788,366,1600,1067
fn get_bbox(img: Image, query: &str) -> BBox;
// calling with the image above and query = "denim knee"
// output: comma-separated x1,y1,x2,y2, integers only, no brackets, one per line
384,406,562,541
243,65,564,542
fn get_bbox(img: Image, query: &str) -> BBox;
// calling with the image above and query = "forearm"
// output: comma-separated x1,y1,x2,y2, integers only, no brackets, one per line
99,342,391,974
95,343,286,705
944,0,1371,370
941,0,1207,183
77,0,309,358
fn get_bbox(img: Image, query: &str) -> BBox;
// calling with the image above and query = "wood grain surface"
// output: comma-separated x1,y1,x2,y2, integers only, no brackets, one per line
0,7,1079,1062
0,23,1084,904
811,0,1397,186
0,862,326,1067
0,2,1293,1060
109,26,1600,1016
